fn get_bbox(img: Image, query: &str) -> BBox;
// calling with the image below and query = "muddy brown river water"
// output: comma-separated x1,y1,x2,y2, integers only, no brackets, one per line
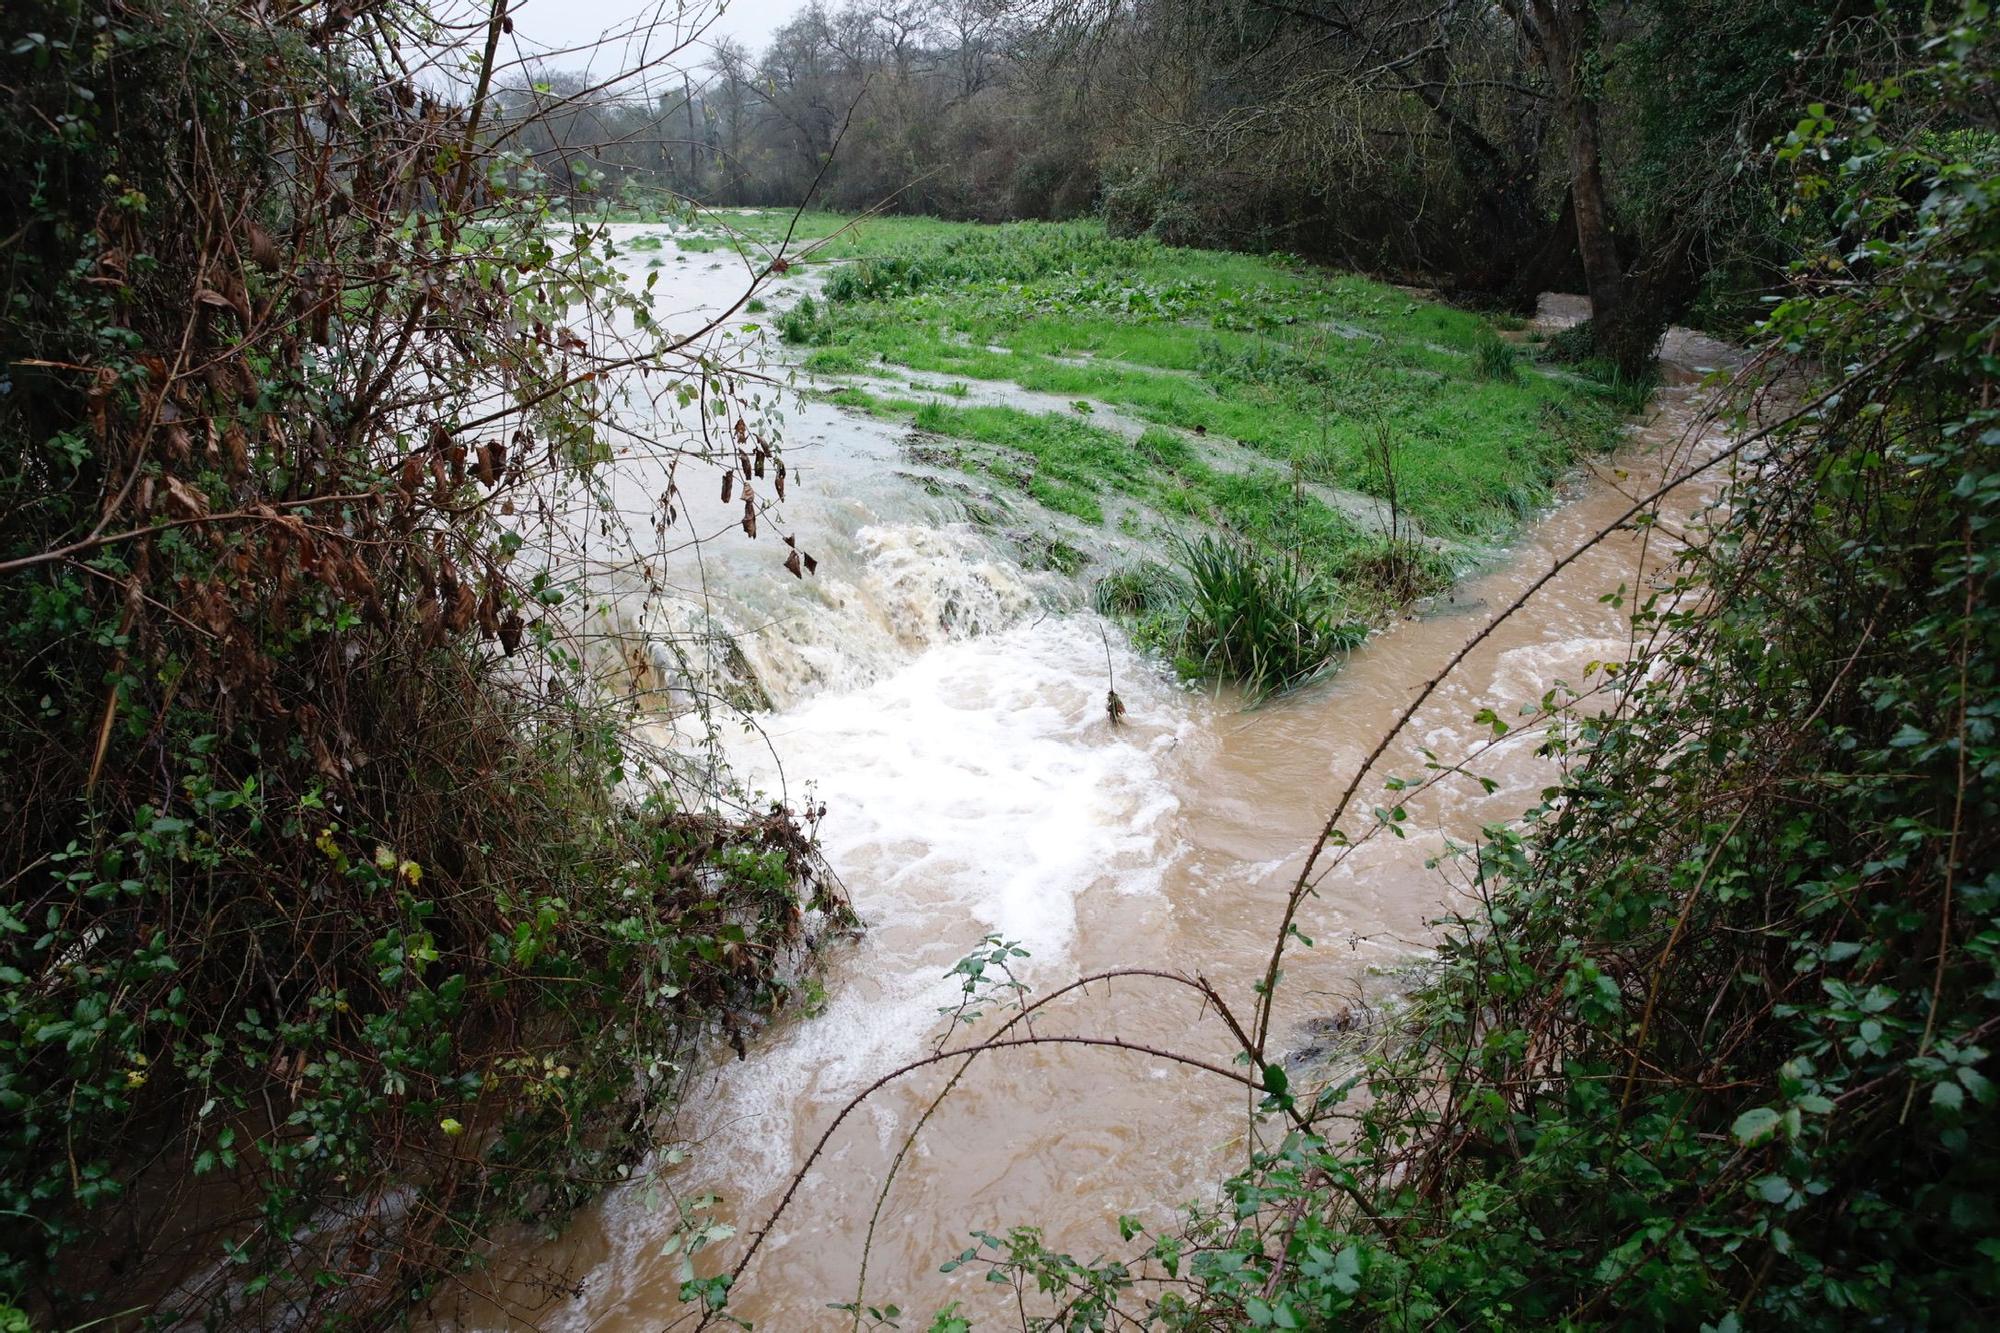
423,251,1747,1331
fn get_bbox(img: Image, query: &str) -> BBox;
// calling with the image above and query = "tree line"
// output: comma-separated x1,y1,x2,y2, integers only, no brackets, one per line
506,0,1932,371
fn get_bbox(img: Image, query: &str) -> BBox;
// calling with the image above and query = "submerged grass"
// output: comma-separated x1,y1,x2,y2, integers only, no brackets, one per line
726,213,1630,539
696,211,1644,689
898,397,1380,577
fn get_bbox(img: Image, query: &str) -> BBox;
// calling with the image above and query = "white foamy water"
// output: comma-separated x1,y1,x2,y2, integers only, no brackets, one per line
718,523,1049,708
425,256,1749,1331
700,615,1192,1188
547,614,1201,1330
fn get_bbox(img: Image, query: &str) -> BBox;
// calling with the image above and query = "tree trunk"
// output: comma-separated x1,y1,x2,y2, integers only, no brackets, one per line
1517,0,1655,372
1564,85,1628,335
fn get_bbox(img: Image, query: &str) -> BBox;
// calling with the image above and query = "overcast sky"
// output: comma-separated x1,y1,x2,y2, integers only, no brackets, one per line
505,0,809,69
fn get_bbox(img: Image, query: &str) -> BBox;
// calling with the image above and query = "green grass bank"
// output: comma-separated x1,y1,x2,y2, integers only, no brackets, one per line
637,210,1641,688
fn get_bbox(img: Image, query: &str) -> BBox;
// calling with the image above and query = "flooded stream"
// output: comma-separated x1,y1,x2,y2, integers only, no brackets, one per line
426,234,1746,1331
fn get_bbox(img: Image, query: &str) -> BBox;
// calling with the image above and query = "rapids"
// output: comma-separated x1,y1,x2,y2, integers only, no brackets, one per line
425,232,1746,1331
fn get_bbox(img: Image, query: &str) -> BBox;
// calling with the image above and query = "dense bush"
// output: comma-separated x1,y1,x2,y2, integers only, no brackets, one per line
0,0,843,1324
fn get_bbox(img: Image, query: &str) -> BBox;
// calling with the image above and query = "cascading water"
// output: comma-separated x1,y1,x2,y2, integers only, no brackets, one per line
427,235,1748,1331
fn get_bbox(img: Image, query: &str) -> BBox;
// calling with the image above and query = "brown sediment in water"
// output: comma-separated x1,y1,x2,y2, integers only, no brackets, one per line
424,309,1748,1333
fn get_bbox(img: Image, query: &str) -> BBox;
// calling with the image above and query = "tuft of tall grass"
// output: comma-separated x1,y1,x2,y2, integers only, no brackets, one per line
1174,534,1364,694
1472,328,1520,380
1092,560,1187,617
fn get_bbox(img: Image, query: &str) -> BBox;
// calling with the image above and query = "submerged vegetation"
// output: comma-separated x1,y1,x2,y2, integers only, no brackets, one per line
735,212,1610,688
766,215,1627,540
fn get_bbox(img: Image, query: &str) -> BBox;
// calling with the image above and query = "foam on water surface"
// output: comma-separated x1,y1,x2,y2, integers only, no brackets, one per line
563,614,1200,1326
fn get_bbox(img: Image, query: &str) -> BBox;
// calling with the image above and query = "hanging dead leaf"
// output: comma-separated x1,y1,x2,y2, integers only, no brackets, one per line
774,460,786,501
249,222,282,272
446,580,476,633
741,494,757,539
163,476,208,519
784,549,802,579
498,612,524,655
720,471,733,503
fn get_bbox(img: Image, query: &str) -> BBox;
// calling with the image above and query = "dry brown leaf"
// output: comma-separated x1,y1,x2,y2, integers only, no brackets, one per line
163,476,208,519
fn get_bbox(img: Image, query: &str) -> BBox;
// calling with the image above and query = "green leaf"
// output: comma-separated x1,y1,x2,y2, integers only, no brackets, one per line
1733,1106,1781,1145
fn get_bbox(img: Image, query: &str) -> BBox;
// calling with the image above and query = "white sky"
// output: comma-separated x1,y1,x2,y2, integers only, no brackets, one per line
505,0,809,69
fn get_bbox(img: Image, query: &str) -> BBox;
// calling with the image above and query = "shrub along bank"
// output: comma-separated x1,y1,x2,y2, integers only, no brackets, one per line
0,2,839,1325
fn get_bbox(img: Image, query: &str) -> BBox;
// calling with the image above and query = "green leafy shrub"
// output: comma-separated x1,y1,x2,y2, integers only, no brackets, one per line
777,293,832,344
1543,317,1598,363
0,0,845,1323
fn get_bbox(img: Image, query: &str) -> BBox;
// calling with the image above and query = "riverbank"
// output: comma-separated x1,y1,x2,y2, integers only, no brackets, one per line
419,221,1739,1328
628,213,1636,633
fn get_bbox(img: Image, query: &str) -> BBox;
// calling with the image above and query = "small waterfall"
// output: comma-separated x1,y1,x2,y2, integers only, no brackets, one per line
597,522,1061,718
